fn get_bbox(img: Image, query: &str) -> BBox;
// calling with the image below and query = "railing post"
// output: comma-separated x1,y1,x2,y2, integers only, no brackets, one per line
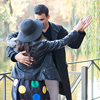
3,75,6,100
81,66,88,100
91,61,94,100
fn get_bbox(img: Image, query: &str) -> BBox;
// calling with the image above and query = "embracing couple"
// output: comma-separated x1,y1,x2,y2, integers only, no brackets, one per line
6,4,92,100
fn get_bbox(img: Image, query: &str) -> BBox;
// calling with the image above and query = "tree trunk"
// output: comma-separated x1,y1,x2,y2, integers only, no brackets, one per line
4,22,10,36
3,0,13,36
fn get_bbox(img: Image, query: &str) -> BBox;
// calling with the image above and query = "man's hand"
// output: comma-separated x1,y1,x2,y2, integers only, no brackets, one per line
80,15,92,31
15,51,33,66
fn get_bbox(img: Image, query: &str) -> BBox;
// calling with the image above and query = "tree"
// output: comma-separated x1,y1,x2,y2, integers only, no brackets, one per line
0,0,28,37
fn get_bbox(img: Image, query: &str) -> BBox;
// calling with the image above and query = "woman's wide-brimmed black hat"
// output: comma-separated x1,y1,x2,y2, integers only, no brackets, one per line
17,18,43,42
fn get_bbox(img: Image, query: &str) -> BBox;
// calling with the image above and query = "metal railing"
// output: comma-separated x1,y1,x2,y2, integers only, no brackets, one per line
59,58,100,100
0,58,100,100
0,72,13,100
68,58,100,100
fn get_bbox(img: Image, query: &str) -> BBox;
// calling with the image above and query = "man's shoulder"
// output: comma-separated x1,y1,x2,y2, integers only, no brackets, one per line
49,22,68,36
50,22,63,29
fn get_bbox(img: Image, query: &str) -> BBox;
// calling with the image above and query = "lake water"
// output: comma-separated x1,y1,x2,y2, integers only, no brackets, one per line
0,42,100,100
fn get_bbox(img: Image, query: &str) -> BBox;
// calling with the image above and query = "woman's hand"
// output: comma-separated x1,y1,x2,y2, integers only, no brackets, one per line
80,15,92,31
75,19,86,32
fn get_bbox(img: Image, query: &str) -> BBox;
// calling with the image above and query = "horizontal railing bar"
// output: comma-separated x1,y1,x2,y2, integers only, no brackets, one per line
0,72,11,75
68,71,81,74
67,58,100,64
0,59,100,75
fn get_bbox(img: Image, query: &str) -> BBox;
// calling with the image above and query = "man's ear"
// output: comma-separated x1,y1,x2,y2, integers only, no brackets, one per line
48,15,50,19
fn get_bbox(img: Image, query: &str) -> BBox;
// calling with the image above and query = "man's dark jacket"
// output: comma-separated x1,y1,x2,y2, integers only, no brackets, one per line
6,22,86,100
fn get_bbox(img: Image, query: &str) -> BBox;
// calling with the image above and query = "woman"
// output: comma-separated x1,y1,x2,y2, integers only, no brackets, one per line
11,18,85,100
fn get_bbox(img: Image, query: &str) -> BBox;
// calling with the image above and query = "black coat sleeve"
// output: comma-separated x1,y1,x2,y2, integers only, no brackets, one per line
6,46,17,62
6,31,19,62
68,30,86,49
43,30,80,52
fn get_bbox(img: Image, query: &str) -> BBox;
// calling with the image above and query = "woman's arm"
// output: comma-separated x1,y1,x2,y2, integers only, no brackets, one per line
43,30,80,52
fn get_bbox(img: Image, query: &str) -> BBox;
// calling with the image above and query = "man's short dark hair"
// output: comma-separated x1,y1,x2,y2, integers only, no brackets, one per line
34,4,49,17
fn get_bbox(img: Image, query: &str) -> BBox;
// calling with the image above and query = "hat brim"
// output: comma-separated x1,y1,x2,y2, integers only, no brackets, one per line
18,20,43,42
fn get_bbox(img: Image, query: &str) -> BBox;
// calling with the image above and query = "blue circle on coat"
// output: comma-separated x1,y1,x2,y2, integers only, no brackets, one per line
32,93,41,100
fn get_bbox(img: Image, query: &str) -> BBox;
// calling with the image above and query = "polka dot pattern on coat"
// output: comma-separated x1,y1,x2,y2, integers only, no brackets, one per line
42,86,47,94
13,92,16,100
31,81,39,88
13,79,18,86
18,85,26,94
32,93,41,100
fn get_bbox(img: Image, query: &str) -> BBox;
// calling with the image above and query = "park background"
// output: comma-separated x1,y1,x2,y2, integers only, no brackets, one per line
0,0,100,100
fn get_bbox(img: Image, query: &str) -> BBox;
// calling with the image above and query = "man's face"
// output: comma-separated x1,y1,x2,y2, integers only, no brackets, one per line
34,13,49,29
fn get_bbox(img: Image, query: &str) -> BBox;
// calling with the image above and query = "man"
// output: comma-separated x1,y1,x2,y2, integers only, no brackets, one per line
6,4,92,100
